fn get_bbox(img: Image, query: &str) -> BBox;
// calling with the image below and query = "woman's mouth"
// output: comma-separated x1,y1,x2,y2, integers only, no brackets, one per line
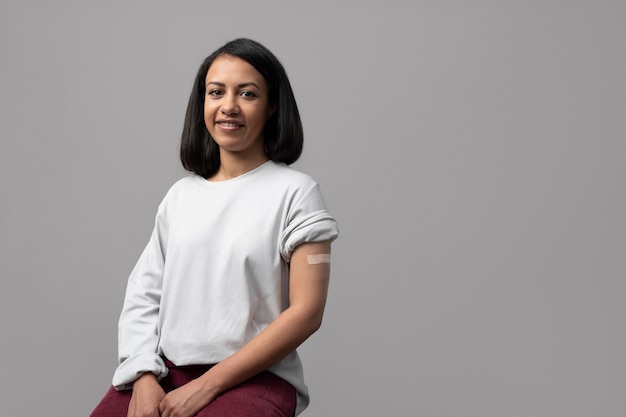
217,121,244,127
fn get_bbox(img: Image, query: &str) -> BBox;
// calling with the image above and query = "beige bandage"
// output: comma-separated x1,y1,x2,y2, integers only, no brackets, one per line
307,254,331,265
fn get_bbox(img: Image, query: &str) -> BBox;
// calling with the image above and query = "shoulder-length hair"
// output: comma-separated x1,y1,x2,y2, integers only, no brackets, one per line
180,38,303,178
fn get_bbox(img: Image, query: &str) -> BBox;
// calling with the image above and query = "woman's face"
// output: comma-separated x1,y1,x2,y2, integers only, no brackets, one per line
204,55,273,158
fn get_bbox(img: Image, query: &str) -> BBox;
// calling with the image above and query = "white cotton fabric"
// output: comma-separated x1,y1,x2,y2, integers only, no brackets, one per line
112,161,339,415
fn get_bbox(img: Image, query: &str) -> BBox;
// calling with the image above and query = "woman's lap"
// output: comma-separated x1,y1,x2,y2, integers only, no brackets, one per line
195,371,295,417
89,386,132,417
90,361,296,417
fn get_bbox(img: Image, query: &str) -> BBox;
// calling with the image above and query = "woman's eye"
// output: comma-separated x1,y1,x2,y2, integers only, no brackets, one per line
240,90,256,98
208,89,222,97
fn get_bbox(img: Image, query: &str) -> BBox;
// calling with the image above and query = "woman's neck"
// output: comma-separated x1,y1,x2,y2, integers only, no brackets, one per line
210,151,269,181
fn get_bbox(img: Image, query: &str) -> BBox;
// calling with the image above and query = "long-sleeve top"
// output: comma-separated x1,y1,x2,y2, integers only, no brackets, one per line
111,161,340,415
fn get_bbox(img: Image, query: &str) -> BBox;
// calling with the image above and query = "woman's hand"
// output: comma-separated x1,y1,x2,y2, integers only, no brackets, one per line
158,378,219,417
127,373,166,417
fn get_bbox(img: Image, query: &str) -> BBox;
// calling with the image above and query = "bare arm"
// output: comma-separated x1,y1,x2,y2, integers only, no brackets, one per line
158,240,332,417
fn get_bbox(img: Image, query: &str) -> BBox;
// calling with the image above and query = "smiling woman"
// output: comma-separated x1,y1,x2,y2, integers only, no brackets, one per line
179,38,303,182
89,38,339,417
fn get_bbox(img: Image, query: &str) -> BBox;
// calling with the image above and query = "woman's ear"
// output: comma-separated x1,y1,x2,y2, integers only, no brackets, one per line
267,104,276,120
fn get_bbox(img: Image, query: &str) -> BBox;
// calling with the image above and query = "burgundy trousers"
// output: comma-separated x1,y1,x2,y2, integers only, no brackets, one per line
90,359,296,417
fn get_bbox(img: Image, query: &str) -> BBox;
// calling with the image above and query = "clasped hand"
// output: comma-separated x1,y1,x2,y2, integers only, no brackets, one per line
128,376,216,417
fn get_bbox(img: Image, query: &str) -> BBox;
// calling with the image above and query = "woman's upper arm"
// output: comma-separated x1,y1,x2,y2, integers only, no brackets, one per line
288,241,333,330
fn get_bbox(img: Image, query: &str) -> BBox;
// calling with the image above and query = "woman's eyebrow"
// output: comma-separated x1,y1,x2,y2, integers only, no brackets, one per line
206,81,261,89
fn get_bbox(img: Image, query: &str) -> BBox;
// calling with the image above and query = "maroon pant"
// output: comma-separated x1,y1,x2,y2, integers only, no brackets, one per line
90,360,296,417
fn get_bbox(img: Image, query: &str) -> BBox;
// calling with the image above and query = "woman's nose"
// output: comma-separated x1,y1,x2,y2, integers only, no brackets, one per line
220,94,239,115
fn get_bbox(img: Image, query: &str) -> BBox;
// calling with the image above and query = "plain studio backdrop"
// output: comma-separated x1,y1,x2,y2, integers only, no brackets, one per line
1,1,624,416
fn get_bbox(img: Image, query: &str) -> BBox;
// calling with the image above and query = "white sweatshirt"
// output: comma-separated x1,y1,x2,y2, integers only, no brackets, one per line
112,161,339,415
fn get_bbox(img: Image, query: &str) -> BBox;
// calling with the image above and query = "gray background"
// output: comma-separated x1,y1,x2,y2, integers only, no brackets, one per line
1,1,624,416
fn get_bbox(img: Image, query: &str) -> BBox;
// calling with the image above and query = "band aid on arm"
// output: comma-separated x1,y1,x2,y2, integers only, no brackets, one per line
307,254,331,264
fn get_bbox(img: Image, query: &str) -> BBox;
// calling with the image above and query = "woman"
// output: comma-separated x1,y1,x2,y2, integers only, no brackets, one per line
90,38,339,417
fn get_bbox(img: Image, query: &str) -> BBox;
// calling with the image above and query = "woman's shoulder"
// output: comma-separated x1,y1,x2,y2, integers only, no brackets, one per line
165,174,198,192
156,175,202,204
264,161,319,189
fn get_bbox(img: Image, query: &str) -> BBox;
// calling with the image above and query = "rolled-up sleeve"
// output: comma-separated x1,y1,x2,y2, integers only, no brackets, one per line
279,183,339,261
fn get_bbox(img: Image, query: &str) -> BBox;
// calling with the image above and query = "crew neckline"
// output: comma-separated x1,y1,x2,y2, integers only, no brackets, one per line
193,160,273,189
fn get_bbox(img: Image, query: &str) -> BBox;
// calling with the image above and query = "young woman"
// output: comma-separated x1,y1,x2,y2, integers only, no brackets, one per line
90,38,339,417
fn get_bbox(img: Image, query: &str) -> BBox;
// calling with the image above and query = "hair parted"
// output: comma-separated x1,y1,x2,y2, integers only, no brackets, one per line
180,38,303,178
